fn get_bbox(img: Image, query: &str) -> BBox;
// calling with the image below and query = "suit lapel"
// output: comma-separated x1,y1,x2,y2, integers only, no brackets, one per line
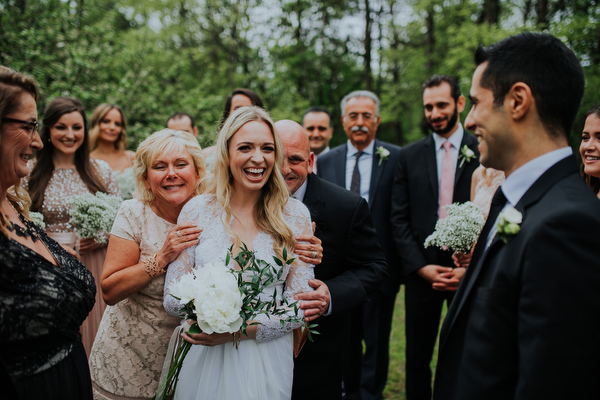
424,136,439,200
369,139,384,207
333,145,348,188
454,134,478,185
302,174,326,224
441,155,579,346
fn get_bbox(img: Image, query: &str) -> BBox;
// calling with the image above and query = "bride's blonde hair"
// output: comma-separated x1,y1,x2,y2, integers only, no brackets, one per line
206,106,294,258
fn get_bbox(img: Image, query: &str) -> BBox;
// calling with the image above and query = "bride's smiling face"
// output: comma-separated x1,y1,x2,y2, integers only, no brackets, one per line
228,120,275,195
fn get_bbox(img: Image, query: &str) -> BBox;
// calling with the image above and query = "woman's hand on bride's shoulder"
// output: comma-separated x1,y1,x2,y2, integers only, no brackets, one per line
158,223,202,265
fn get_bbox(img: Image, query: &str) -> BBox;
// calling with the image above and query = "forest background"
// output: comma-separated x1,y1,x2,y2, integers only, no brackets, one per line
2,0,599,150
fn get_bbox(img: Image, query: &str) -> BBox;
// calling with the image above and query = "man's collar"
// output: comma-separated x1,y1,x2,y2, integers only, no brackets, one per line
501,146,572,207
433,124,464,149
346,139,375,156
291,178,309,201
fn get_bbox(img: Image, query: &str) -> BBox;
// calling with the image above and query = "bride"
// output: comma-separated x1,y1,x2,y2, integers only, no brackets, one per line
164,106,315,400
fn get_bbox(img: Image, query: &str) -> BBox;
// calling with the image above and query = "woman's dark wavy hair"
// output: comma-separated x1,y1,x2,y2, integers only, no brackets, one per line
582,103,600,194
218,88,264,130
29,97,108,212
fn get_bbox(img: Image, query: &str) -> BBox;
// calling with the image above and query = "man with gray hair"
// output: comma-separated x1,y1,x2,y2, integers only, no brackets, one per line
317,90,402,400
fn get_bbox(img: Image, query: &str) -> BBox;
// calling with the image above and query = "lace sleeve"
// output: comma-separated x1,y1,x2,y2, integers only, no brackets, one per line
163,197,202,317
255,199,315,343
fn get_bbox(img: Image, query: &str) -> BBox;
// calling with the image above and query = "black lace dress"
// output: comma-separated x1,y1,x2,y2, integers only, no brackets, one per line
0,217,96,399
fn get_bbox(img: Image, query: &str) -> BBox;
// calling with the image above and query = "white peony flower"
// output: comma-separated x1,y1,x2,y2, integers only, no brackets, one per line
191,264,243,334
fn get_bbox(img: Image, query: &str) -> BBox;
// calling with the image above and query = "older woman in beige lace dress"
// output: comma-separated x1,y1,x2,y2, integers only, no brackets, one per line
88,129,205,400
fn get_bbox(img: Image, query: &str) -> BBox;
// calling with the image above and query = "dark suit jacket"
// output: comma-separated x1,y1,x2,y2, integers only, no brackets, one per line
317,139,402,295
391,133,480,275
434,155,600,400
292,173,388,398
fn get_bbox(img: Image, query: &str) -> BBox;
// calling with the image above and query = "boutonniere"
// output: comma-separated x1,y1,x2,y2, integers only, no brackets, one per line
458,145,476,168
376,146,390,166
495,207,522,243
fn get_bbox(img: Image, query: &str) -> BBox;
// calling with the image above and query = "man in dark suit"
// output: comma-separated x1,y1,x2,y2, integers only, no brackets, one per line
433,33,600,400
317,91,401,400
274,120,388,400
391,75,479,400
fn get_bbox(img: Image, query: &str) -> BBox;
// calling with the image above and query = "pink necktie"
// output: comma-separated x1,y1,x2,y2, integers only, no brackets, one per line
438,141,454,219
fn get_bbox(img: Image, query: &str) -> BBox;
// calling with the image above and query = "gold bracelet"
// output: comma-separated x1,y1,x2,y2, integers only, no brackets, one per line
143,254,164,277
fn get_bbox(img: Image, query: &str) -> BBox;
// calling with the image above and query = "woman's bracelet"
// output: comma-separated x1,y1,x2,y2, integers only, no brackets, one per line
143,254,165,277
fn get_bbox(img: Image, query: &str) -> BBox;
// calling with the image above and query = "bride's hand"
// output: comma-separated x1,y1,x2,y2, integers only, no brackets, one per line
182,324,240,347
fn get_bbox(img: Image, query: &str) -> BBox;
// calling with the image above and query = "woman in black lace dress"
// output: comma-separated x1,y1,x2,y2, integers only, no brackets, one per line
0,66,95,399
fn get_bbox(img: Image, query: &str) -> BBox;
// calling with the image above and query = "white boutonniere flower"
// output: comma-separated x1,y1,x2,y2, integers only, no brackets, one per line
376,146,390,166
458,145,476,168
495,207,522,243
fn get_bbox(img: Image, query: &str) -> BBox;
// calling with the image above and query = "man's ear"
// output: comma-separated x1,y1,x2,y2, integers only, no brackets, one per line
457,95,466,114
307,152,315,174
506,82,533,121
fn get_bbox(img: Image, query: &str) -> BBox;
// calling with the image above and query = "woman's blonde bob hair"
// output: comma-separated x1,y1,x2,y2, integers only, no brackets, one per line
133,129,206,204
89,103,128,151
206,106,294,257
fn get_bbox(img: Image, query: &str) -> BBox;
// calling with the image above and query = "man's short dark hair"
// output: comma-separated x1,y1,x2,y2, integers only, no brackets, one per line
303,107,333,127
475,32,584,139
422,75,461,103
166,112,196,128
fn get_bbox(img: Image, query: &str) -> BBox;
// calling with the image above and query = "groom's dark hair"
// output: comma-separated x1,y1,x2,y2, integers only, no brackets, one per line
474,32,584,140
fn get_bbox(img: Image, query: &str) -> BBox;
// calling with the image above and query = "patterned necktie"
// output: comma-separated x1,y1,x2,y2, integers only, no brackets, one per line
438,141,454,219
350,151,364,195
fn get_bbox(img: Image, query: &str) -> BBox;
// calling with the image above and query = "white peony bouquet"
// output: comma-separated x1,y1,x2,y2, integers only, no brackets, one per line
154,244,312,400
424,201,486,253
69,192,121,244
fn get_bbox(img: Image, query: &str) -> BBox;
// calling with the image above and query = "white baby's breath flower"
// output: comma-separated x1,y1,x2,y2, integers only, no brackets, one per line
424,201,486,253
29,211,46,230
70,193,122,244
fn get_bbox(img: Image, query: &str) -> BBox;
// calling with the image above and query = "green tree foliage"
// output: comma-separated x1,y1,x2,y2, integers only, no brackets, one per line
1,0,599,151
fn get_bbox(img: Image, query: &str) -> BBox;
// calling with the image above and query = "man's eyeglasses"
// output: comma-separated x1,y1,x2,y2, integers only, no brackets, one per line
2,117,39,138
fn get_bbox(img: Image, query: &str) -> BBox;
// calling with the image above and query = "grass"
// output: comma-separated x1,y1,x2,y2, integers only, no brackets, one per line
382,286,446,400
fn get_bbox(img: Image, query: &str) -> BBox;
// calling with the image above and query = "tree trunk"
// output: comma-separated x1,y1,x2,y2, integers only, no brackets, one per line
425,6,434,74
536,0,548,27
364,0,372,91
481,0,500,25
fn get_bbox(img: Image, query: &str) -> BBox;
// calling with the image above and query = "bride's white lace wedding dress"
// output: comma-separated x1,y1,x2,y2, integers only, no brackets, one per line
164,194,315,400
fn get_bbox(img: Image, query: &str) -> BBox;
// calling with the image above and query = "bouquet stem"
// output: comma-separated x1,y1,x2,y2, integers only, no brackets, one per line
153,339,192,400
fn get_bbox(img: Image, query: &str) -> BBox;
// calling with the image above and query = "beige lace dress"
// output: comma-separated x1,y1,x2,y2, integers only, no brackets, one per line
88,199,181,400
25,159,121,357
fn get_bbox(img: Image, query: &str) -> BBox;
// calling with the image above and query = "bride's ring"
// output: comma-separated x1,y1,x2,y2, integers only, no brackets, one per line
176,230,183,238
311,251,317,258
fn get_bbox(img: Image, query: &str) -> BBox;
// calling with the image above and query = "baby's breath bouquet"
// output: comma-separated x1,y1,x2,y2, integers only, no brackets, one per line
155,244,313,400
69,192,121,244
28,211,46,230
115,168,136,200
424,201,485,253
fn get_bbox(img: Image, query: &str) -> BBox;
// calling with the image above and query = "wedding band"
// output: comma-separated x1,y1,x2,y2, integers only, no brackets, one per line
311,251,317,258
176,230,182,238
